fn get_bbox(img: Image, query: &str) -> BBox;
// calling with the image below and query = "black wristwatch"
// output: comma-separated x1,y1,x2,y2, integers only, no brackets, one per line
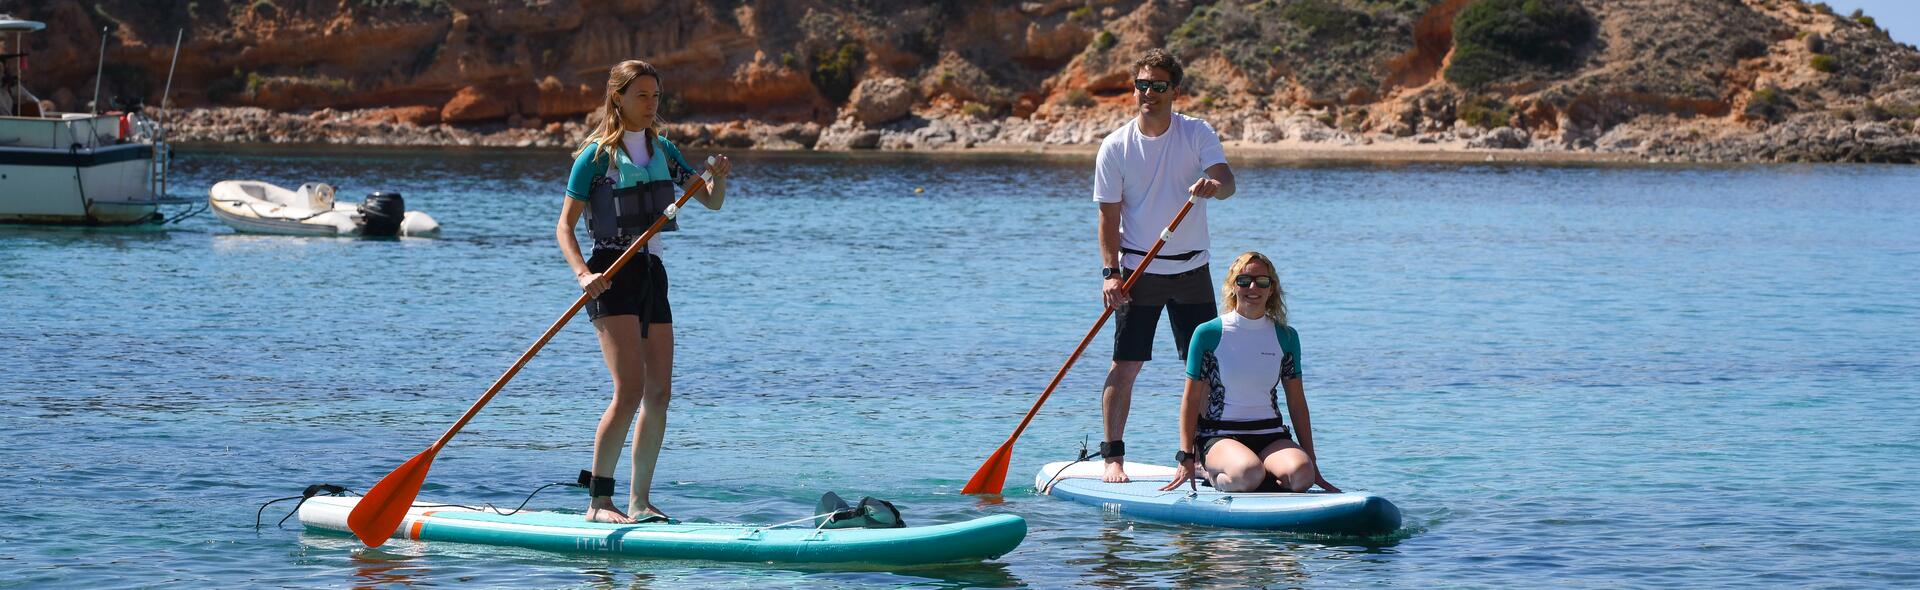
1174,450,1195,464
1102,267,1123,279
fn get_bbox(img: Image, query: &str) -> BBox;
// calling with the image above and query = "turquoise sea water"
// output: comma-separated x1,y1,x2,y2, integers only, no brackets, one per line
2,147,1917,588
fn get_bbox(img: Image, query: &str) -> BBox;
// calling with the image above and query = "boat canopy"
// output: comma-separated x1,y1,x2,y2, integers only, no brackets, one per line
0,17,46,33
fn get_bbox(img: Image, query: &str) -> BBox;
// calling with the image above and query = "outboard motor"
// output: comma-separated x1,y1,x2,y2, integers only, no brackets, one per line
358,191,406,237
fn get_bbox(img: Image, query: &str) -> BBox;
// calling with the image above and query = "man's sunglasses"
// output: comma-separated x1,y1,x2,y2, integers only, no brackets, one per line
1233,275,1274,288
1134,79,1172,93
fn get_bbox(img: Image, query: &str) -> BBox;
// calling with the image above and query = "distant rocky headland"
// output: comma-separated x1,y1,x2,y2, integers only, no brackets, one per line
14,0,1920,163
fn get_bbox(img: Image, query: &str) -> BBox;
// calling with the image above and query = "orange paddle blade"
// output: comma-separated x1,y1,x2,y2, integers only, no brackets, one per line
347,447,438,547
962,441,1015,495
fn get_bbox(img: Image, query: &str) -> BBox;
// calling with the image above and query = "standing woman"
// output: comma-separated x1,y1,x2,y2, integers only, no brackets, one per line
1161,252,1339,493
557,59,730,523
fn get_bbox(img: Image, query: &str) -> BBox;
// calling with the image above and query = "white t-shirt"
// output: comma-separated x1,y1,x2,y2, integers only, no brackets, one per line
1091,113,1227,275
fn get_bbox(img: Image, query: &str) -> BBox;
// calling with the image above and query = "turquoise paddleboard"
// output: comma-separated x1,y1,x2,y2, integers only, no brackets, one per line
299,495,1025,564
1037,461,1401,536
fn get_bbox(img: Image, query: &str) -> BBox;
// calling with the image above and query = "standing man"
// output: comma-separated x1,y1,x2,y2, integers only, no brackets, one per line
1092,48,1235,483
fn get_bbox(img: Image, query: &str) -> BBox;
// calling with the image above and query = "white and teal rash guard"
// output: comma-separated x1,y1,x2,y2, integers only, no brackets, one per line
1183,312,1303,438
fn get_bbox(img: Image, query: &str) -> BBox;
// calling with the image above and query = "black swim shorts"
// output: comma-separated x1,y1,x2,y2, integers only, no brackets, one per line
584,249,672,326
1113,264,1215,362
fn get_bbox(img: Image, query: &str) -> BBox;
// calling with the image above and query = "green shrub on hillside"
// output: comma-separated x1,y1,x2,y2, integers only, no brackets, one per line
1167,0,1432,103
1852,9,1877,29
811,39,865,104
1093,30,1116,51
1457,95,1515,129
1284,0,1371,40
1446,0,1597,90
1744,86,1795,122
1810,54,1837,72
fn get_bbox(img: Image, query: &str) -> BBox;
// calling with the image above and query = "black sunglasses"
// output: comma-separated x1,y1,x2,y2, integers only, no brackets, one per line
1233,274,1273,288
1133,79,1172,93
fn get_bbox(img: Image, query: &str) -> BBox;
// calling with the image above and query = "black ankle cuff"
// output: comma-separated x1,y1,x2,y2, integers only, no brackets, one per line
1099,440,1125,458
578,469,615,497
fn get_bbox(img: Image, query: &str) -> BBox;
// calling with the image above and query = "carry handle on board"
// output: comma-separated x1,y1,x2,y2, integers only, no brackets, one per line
346,157,718,547
961,195,1200,495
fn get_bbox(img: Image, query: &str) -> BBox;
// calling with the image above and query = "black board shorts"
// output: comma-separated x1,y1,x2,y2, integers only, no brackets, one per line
1113,264,1215,362
1199,428,1294,460
584,249,671,325
1199,429,1296,492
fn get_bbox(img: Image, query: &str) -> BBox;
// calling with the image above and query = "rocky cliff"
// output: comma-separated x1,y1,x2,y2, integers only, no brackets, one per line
6,0,1918,162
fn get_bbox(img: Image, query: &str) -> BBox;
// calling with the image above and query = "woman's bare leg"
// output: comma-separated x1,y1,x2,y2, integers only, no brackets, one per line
1202,438,1267,493
627,323,673,519
1258,438,1317,493
586,315,645,524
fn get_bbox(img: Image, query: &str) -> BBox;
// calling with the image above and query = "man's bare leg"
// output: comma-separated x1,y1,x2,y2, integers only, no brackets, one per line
1101,360,1144,483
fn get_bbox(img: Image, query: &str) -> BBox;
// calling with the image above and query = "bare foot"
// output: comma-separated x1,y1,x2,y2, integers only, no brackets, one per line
629,502,670,523
1102,460,1130,483
586,498,637,524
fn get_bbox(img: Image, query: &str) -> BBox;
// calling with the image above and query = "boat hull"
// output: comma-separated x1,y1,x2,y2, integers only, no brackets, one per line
0,143,161,225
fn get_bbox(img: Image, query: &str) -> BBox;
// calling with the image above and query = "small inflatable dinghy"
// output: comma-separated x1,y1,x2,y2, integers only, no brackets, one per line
210,180,440,237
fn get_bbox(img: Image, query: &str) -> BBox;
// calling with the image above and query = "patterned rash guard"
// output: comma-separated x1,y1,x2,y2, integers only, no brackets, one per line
1183,312,1302,438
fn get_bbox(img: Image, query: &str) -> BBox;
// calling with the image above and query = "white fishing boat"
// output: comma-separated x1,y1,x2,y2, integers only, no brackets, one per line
209,180,440,237
0,16,189,225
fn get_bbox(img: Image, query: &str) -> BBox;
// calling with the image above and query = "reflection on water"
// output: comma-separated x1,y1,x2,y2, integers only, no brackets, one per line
349,548,427,590
1079,525,1159,589
1173,531,1310,587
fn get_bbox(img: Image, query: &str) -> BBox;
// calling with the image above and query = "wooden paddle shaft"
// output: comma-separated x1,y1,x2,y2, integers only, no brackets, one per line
960,195,1198,495
999,196,1195,444
427,165,714,452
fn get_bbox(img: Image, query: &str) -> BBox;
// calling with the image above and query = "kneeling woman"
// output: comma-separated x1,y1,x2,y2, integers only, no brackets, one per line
1161,252,1339,493
556,59,731,523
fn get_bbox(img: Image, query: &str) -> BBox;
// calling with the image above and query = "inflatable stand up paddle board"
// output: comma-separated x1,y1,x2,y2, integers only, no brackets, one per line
1037,460,1400,536
299,495,1025,564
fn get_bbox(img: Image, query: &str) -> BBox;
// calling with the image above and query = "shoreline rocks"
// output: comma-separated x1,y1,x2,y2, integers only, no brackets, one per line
161,105,1920,164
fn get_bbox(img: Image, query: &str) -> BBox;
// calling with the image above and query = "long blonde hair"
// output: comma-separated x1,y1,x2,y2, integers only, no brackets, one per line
573,60,661,166
1221,251,1287,325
